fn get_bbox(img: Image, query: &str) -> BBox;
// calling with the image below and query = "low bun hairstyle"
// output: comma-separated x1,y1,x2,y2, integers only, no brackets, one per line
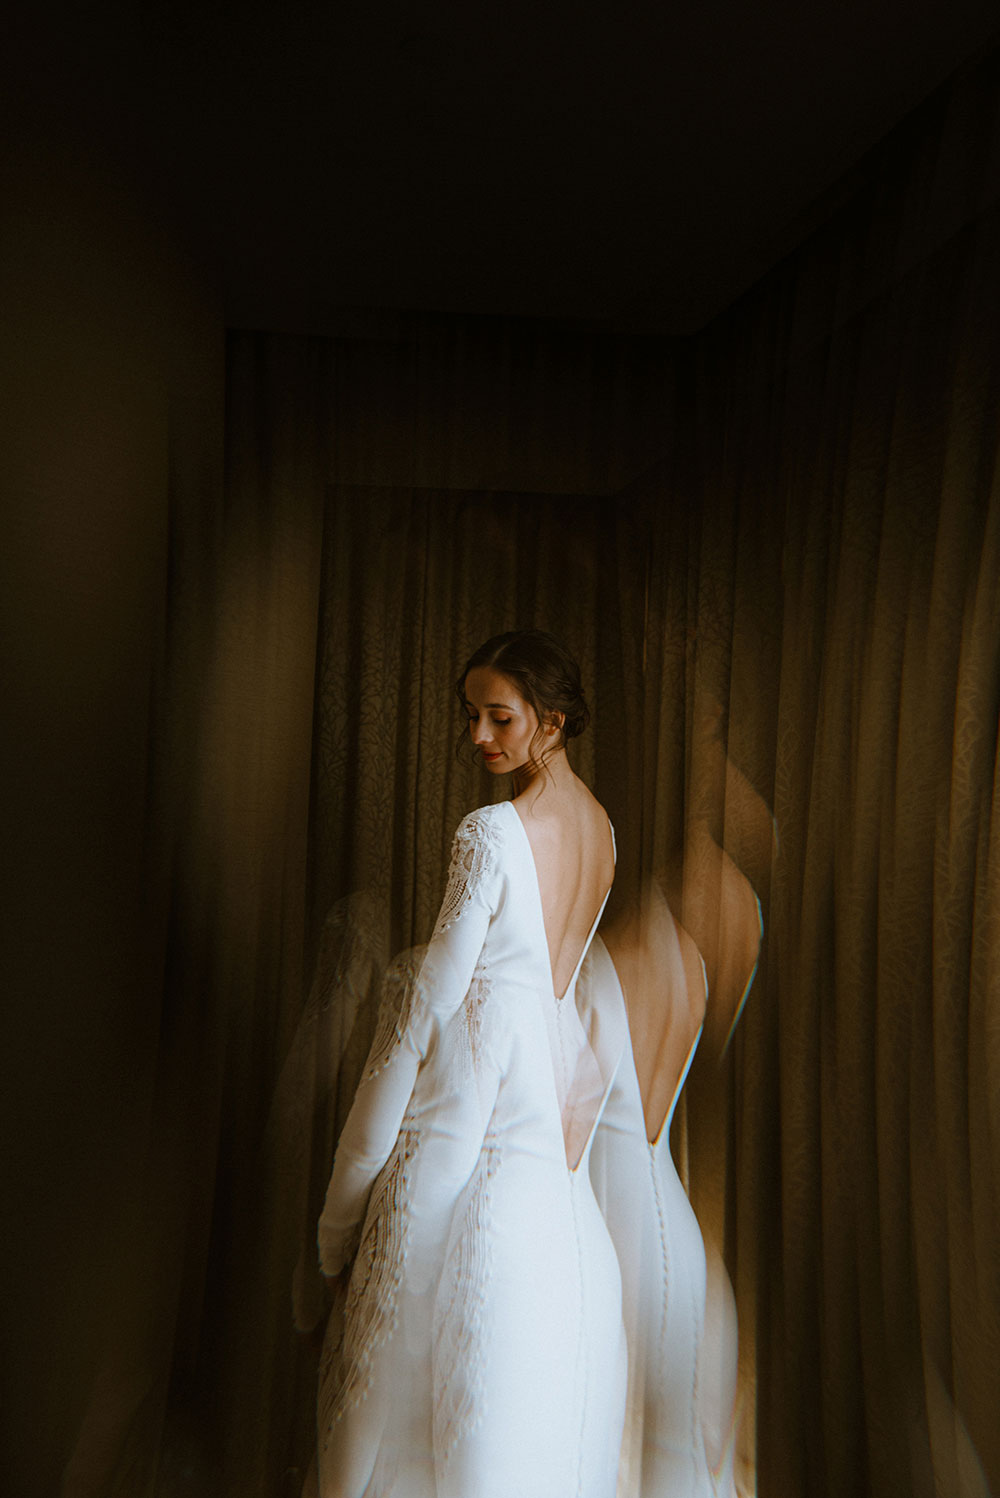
456,629,591,759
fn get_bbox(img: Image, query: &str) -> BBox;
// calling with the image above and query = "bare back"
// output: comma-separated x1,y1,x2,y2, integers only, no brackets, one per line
602,883,707,1143
513,778,616,999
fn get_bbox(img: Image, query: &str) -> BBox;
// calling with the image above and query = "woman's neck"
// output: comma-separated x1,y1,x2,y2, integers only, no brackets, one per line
511,745,573,801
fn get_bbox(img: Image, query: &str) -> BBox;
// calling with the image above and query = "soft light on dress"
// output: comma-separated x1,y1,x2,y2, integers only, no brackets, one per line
317,801,627,1498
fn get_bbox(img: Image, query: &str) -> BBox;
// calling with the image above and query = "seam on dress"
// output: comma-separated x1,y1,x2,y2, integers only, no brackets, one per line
649,1141,671,1399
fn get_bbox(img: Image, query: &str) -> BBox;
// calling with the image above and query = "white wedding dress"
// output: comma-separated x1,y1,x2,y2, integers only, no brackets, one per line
583,934,735,1498
317,801,627,1498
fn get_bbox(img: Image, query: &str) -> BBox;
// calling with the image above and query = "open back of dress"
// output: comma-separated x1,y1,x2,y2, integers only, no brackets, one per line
317,799,627,1498
511,803,617,1168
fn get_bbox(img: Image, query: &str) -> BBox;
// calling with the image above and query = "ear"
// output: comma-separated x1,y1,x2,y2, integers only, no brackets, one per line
545,710,566,737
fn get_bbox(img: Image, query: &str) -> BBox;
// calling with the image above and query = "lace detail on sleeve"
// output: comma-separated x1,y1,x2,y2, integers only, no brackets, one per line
433,808,504,937
361,946,426,1082
319,1117,420,1439
458,952,491,1075
433,1127,502,1459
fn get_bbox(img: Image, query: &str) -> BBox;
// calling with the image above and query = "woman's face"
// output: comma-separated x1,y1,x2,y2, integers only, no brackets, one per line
463,667,541,774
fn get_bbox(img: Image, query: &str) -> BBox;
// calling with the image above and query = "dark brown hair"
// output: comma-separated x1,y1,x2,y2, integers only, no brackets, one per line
455,628,590,766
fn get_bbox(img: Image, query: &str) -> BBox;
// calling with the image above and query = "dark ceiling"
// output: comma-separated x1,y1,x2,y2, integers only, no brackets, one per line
9,1,1000,334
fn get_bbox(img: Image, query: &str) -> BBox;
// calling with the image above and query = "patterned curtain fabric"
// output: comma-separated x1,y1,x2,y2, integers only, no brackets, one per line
189,328,672,1496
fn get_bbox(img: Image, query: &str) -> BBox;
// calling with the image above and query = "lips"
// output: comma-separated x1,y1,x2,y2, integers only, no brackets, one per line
482,751,502,762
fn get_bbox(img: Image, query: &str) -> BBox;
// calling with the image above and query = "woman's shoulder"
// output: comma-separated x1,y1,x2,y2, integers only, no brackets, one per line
446,802,513,875
434,803,511,932
512,778,610,840
452,800,511,841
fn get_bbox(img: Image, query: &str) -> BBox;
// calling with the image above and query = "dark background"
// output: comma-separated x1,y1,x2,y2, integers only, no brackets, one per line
3,6,1000,1497
6,0,1000,333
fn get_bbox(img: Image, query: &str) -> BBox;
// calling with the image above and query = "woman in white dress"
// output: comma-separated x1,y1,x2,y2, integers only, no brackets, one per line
316,629,627,1498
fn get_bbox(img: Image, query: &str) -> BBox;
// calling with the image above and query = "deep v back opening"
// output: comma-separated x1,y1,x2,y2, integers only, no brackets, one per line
647,1023,704,1150
509,801,616,1001
508,802,620,1173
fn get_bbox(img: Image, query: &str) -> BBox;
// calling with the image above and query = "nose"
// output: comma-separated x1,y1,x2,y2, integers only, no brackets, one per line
471,720,493,746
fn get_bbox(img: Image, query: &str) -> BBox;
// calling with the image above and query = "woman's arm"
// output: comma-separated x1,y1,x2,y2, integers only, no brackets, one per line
317,807,504,1274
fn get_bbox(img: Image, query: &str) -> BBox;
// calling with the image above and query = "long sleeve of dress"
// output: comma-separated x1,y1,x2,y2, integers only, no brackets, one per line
318,807,504,1275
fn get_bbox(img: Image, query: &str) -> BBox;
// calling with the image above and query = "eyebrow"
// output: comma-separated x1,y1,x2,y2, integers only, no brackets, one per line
465,700,517,712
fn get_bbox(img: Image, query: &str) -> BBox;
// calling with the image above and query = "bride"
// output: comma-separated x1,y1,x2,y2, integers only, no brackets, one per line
315,629,627,1498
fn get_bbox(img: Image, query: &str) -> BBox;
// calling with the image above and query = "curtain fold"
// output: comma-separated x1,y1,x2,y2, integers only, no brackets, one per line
678,53,1000,1496
198,327,667,1495
130,44,1000,1498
